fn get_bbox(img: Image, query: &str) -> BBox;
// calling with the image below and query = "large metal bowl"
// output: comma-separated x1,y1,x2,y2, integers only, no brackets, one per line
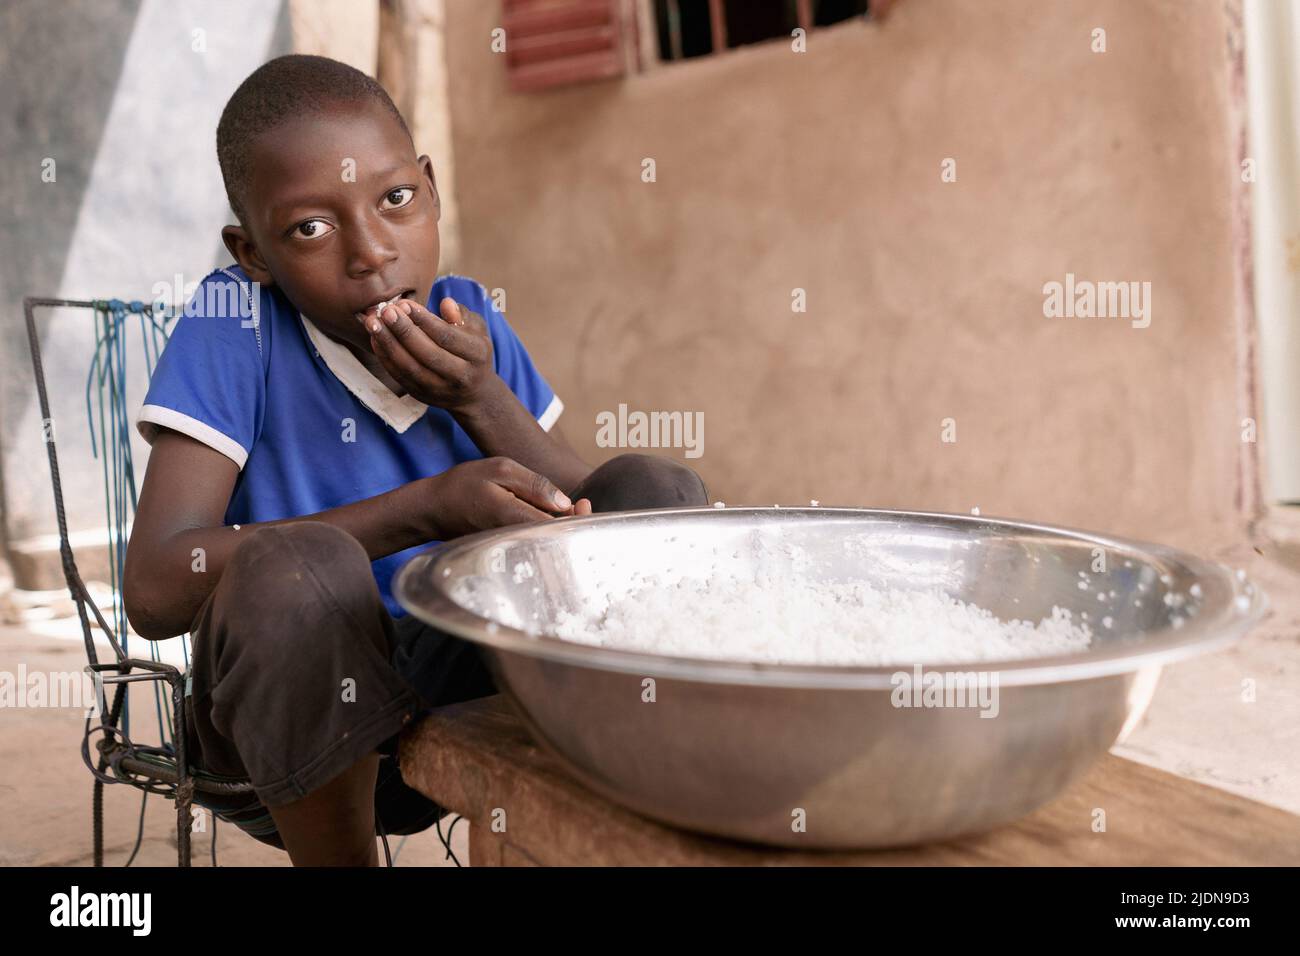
394,507,1266,849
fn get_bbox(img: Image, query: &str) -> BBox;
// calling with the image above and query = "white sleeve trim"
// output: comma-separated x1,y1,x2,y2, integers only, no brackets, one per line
538,394,564,432
136,404,249,470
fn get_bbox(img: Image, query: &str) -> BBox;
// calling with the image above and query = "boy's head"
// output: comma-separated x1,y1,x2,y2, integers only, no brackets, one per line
217,54,441,351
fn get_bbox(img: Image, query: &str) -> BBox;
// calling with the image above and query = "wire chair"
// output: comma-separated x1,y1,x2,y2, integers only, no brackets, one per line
23,294,261,867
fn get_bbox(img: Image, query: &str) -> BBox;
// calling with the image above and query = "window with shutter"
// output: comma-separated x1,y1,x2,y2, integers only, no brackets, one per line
502,0,640,93
500,0,900,92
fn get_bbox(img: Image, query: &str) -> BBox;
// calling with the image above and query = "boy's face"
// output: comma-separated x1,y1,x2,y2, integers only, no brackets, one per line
221,97,440,352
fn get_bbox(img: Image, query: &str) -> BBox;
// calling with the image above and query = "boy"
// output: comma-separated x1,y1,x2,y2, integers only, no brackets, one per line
123,54,708,866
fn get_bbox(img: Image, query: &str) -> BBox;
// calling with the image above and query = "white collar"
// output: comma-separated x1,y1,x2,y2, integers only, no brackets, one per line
299,313,429,433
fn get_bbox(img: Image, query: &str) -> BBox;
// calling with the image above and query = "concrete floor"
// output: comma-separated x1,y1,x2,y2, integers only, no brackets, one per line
1105,523,1300,817
0,617,467,867
1,526,1296,867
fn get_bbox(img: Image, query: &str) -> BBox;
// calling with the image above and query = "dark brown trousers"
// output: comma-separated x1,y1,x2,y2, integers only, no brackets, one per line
182,454,707,849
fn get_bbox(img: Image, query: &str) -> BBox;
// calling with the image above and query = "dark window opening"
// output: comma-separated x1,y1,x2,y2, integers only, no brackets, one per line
654,0,871,61
654,0,715,60
814,0,872,27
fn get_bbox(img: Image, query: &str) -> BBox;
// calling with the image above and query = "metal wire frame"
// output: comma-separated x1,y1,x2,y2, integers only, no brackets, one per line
23,295,259,868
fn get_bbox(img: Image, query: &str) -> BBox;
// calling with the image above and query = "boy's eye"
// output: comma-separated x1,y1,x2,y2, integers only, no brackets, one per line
381,186,416,210
294,219,334,240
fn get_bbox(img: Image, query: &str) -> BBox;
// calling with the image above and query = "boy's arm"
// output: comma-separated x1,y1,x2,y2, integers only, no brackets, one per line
123,429,581,640
451,375,593,494
363,297,593,494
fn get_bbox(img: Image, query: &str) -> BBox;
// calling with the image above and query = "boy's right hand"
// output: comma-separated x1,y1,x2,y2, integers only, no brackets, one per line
426,457,591,539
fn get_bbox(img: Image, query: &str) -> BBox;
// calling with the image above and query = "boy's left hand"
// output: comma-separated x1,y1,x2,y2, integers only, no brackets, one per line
360,297,495,410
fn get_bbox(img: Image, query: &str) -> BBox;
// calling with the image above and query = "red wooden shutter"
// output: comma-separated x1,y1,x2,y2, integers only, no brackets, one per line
502,0,637,93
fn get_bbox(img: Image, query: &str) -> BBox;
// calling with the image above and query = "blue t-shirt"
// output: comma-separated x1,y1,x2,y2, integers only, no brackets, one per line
136,264,562,618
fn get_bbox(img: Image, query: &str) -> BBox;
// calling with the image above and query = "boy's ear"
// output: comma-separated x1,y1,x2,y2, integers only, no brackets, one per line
221,225,275,286
419,155,441,223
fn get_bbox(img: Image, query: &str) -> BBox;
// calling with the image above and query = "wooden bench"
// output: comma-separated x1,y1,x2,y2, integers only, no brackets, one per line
399,694,1300,866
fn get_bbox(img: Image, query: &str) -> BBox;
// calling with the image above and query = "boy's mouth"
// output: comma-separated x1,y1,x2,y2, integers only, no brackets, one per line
354,288,418,320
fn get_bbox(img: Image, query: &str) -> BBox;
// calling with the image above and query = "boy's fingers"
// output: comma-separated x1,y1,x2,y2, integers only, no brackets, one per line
368,324,436,391
440,297,466,326
491,459,572,512
396,299,460,344
369,306,469,382
487,485,556,526
403,300,489,364
447,301,491,341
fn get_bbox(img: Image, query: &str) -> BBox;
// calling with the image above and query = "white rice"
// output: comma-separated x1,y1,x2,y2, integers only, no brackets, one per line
546,572,1092,666
457,531,1099,666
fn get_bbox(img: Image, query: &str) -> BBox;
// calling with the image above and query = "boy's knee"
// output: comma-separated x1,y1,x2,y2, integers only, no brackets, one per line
210,522,392,672
221,521,375,616
576,453,708,511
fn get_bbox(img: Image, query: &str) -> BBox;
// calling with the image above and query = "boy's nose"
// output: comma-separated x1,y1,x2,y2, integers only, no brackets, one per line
344,219,399,277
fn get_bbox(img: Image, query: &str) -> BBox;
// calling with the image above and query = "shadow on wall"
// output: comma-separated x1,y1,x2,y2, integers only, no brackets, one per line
0,0,292,579
0,0,139,559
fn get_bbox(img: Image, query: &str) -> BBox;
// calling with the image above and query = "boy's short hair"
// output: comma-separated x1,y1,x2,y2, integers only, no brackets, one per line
216,54,413,224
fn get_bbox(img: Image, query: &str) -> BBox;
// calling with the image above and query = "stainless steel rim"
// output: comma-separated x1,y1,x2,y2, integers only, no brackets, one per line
394,506,1269,689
